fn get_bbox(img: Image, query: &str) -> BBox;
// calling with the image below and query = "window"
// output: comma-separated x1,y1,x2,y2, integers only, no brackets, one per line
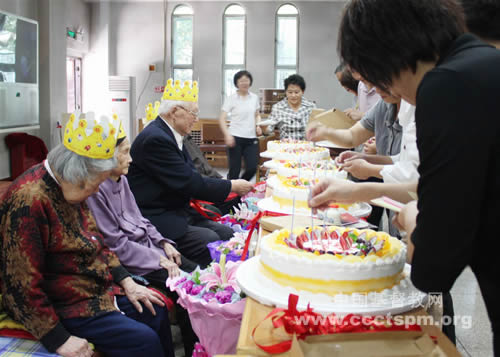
172,5,193,82
223,4,246,99
275,4,298,88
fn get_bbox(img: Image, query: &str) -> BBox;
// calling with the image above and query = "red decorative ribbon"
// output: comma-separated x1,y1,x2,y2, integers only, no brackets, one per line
252,294,422,354
240,210,263,261
190,200,222,221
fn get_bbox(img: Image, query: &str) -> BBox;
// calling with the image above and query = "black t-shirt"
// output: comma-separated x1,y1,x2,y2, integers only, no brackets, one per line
411,33,500,343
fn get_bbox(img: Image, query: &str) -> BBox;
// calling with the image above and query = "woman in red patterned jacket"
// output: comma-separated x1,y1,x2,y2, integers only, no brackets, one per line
0,113,174,357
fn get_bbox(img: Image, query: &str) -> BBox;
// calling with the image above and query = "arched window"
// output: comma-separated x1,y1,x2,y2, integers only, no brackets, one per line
223,4,246,99
172,5,193,82
275,4,298,88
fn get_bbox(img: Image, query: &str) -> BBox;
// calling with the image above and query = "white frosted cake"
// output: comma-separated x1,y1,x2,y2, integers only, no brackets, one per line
267,139,313,152
259,227,406,295
276,160,348,180
272,147,330,161
271,176,355,212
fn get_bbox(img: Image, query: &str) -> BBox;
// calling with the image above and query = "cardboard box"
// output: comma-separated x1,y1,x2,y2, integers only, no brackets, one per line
237,298,461,357
291,332,446,357
308,108,356,130
310,108,325,119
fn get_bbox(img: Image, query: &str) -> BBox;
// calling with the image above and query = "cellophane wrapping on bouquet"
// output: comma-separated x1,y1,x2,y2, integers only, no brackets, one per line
166,257,246,356
207,232,249,263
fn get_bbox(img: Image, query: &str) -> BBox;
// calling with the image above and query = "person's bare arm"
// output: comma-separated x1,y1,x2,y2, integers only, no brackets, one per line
219,111,235,147
307,121,372,147
308,179,418,209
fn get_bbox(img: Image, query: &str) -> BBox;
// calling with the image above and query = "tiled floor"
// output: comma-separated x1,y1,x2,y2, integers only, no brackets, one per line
452,267,494,356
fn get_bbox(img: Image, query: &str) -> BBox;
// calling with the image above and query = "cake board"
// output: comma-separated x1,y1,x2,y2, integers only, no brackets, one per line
262,160,279,169
257,197,372,219
260,151,275,159
236,257,427,316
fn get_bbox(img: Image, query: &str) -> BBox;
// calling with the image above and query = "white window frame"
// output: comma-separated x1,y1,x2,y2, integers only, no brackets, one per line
222,3,247,101
275,3,299,88
171,4,194,82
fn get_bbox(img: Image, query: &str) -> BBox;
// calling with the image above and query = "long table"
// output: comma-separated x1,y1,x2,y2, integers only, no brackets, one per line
233,228,461,356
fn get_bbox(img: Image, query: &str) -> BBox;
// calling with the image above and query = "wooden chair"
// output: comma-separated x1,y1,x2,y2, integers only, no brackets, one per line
199,122,228,168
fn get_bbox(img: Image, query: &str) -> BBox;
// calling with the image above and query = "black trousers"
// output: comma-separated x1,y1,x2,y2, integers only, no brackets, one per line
175,215,233,269
441,291,456,345
62,295,174,357
144,268,197,357
227,136,259,181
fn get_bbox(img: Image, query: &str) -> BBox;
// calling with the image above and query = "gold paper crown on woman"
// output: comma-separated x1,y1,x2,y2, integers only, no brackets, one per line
145,101,160,122
63,112,126,159
161,79,198,102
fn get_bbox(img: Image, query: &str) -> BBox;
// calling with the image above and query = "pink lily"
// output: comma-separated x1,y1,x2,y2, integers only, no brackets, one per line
199,258,241,293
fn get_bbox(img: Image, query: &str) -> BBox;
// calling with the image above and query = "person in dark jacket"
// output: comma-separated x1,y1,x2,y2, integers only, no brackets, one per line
127,79,253,268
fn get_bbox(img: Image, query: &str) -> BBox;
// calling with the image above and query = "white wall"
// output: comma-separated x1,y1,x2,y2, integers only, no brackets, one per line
83,1,111,114
67,0,91,56
107,1,353,120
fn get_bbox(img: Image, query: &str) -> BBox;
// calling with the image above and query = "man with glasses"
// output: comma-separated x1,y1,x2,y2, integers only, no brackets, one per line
127,80,253,268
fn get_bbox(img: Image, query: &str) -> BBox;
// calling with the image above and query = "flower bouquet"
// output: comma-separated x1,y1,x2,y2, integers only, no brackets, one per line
167,255,246,356
219,202,260,233
207,232,248,263
218,215,252,233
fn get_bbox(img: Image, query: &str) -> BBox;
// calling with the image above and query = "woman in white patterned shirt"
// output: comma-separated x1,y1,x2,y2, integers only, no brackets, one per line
264,74,316,140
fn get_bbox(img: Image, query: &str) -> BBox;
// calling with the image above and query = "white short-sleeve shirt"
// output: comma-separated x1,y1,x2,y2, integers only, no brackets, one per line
222,92,260,138
380,100,420,183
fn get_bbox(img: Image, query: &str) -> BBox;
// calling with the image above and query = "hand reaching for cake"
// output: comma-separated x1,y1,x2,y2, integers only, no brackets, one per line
306,121,330,142
335,150,366,165
308,178,357,210
341,159,379,180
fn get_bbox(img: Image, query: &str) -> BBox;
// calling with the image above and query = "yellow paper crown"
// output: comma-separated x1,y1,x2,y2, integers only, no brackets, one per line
145,101,160,122
63,112,119,159
161,79,198,102
112,113,127,140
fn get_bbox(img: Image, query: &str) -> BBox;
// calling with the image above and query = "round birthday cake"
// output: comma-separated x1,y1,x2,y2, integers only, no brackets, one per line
259,227,406,295
271,146,330,162
271,176,354,212
276,160,348,180
267,139,313,152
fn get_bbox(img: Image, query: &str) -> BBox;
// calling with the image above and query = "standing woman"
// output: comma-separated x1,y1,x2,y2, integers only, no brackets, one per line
219,70,261,180
263,74,316,140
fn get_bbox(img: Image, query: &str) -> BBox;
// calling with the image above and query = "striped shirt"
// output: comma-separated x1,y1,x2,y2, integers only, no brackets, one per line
267,98,316,140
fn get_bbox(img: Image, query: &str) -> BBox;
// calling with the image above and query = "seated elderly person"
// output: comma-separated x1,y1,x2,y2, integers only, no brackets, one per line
87,132,197,357
0,113,174,357
127,79,253,268
262,74,316,140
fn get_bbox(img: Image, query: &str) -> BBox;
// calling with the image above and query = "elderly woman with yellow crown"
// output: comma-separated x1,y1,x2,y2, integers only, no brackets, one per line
127,79,253,269
0,113,175,357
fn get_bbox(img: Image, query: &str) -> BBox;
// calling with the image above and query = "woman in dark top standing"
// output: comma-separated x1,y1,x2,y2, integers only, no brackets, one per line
309,0,500,353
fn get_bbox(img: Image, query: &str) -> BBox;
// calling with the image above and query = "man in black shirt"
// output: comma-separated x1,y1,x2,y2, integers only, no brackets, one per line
459,0,500,49
310,0,500,353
